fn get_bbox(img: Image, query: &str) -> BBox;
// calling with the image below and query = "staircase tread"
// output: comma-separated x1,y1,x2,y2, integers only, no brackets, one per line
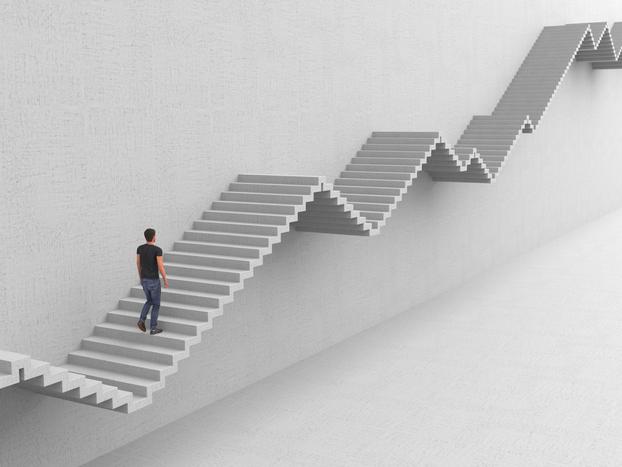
62,363,158,387
162,262,248,275
350,201,395,207
165,274,239,285
70,349,171,371
83,335,186,355
109,309,210,326
203,209,291,217
212,200,300,208
95,321,192,340
193,219,283,229
130,285,230,299
120,296,220,311
175,240,265,250
164,250,258,261
185,229,274,239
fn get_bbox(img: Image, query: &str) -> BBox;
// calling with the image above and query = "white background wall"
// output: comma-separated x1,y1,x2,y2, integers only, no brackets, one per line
1,1,622,465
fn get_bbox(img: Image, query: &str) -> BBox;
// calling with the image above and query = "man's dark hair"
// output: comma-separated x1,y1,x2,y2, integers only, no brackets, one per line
144,228,156,242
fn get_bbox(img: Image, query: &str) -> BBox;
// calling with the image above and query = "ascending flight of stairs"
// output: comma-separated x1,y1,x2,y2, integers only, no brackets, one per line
2,21,622,413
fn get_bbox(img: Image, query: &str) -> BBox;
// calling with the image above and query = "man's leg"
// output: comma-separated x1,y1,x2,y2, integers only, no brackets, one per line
139,279,153,324
149,279,162,331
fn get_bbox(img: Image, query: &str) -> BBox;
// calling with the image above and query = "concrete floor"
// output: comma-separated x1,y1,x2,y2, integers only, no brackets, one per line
86,208,622,466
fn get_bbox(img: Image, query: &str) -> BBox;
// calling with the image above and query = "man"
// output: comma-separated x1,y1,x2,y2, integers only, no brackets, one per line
136,228,169,335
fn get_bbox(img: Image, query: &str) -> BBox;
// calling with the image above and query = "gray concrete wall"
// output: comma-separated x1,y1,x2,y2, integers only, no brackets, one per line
1,1,622,465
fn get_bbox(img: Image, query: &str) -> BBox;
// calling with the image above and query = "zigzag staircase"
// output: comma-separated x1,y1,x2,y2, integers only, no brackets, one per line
1,21,621,413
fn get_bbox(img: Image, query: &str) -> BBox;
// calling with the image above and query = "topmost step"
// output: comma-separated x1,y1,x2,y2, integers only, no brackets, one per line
371,131,440,138
237,174,325,186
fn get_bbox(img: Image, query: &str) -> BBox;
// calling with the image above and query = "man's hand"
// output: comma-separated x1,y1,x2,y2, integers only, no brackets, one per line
136,254,142,281
157,256,169,288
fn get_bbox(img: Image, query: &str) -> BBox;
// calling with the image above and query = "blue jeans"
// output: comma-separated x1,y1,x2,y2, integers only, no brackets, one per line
139,278,161,330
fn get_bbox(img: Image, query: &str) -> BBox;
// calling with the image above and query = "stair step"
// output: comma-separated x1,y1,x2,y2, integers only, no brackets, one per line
333,185,403,196
108,309,209,336
220,191,308,205
296,212,367,226
295,224,372,236
166,274,240,295
371,131,439,138
164,250,258,270
62,363,160,398
118,296,218,322
333,178,408,188
81,335,187,366
237,174,324,186
211,200,298,216
356,150,428,158
183,229,272,247
68,349,173,381
351,202,393,213
202,210,290,226
358,211,388,221
174,240,265,259
94,322,192,350
163,262,249,282
366,137,438,144
129,286,231,308
340,171,414,180
361,144,435,151
351,157,425,165
341,193,398,204
192,219,281,236
228,182,314,195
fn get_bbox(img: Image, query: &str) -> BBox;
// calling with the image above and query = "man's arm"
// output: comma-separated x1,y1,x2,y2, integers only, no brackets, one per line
156,256,169,288
136,254,142,280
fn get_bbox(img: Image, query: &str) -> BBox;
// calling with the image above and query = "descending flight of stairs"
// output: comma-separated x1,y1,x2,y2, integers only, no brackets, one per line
1,21,621,413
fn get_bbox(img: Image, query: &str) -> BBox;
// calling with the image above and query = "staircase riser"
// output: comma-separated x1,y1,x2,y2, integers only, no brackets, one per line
340,172,413,181
296,215,366,227
81,340,177,366
359,212,386,221
164,264,243,283
333,186,402,196
183,231,271,247
68,354,164,381
351,157,424,165
174,242,262,259
344,195,397,204
362,144,433,150
164,252,254,270
237,174,323,185
220,192,307,205
129,288,222,308
211,201,297,215
202,211,289,226
346,165,419,173
334,178,407,188
192,220,280,236
351,203,392,213
94,326,187,350
228,182,313,195
108,314,201,336
167,278,233,295
118,299,213,322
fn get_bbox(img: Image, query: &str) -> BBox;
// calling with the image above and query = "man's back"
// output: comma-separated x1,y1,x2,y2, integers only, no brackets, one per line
136,243,162,279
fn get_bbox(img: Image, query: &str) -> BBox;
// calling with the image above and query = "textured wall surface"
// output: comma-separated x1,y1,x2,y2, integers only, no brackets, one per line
2,0,622,465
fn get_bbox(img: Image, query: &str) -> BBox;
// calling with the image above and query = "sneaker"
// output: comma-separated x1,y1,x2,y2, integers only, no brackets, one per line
137,321,146,332
150,328,163,335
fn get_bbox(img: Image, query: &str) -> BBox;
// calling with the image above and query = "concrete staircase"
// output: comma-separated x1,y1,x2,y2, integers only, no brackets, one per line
2,21,622,413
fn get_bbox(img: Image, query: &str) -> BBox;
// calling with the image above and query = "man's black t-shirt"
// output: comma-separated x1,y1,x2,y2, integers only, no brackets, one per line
137,244,163,279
